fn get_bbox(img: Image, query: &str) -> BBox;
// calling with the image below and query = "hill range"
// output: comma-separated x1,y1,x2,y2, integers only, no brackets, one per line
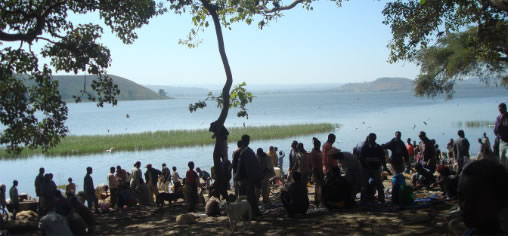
335,77,506,93
51,74,169,102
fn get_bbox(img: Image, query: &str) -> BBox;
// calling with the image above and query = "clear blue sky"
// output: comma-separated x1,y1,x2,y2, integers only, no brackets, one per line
61,0,420,86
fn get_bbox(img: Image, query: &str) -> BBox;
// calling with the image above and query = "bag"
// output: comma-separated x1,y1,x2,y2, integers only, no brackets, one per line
398,184,414,206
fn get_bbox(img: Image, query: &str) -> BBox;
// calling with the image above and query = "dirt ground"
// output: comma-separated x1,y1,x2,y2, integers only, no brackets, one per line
5,177,459,236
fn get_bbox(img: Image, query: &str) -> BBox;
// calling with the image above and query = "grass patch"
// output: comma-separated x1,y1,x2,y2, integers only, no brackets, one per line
455,120,494,128
0,123,337,158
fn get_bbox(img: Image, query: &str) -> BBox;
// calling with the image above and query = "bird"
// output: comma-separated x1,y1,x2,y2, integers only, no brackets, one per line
126,114,130,119
105,147,114,153
423,121,428,126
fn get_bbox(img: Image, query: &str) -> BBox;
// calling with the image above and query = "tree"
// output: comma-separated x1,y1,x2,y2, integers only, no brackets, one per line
158,88,167,97
169,0,343,198
383,0,508,97
0,1,163,153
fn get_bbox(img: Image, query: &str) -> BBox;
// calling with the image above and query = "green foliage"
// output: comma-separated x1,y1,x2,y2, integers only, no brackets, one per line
383,0,508,97
170,0,344,48
0,1,162,153
0,123,336,158
189,82,253,118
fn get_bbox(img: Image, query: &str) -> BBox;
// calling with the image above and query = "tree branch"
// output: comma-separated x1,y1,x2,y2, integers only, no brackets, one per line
258,0,304,14
0,0,66,43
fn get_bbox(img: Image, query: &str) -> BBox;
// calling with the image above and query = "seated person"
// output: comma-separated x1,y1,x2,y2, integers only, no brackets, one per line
459,159,508,235
437,165,458,199
322,166,354,209
281,172,309,216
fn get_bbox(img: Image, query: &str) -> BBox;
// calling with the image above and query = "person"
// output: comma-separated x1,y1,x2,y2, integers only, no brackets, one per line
288,140,298,173
309,137,323,205
9,180,19,221
160,163,171,192
107,167,119,209
35,167,45,198
446,138,454,164
256,148,275,205
383,131,409,174
281,172,309,216
115,166,129,187
453,130,470,173
232,140,243,197
359,133,387,203
39,210,73,236
196,167,211,189
322,166,354,209
481,132,492,154
293,143,311,184
494,102,508,168
234,134,262,216
145,164,161,205
477,134,494,160
171,166,181,184
267,146,279,168
130,161,142,191
322,133,338,174
40,173,57,216
406,138,414,171
84,167,99,213
65,178,76,197
0,184,6,213
459,159,508,235
185,161,199,212
331,150,362,201
415,132,437,185
278,148,285,171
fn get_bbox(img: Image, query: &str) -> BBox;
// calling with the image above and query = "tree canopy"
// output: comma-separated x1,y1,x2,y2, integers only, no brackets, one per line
0,0,162,153
383,0,508,97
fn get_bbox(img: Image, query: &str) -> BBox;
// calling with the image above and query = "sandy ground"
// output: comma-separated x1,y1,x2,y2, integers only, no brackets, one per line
4,177,459,236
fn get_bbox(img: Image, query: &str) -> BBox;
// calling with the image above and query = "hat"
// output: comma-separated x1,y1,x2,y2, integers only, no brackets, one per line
146,164,152,168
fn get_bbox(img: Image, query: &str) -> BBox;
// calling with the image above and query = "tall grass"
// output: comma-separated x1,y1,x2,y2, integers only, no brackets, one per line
455,120,494,128
0,123,336,158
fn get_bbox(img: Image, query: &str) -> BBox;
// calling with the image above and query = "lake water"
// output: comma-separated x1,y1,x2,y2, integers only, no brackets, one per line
1,87,506,197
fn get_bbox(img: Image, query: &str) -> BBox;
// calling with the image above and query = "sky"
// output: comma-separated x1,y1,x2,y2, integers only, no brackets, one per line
28,0,420,87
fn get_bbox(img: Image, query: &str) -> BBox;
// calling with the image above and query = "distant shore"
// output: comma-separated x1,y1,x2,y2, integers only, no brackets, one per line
0,123,336,158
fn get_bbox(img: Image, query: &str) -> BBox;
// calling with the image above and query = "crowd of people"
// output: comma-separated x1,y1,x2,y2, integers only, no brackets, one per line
0,103,507,235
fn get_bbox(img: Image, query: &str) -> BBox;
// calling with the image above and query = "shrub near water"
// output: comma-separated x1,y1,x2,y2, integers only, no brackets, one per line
0,123,336,158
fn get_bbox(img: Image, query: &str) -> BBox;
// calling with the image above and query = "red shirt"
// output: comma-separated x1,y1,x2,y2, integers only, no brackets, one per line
186,170,198,186
406,144,414,156
310,149,323,173
322,142,338,173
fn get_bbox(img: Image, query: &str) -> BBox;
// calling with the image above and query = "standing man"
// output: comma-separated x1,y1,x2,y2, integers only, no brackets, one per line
415,131,437,185
84,167,99,213
383,131,409,174
145,164,161,205
108,167,119,209
9,180,19,221
288,140,298,173
130,161,142,191
161,163,171,192
34,167,45,198
234,134,262,216
494,103,508,169
359,133,387,203
322,133,338,174
454,130,470,173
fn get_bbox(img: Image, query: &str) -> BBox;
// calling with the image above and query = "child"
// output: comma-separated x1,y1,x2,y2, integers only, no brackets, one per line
459,159,508,235
185,161,199,212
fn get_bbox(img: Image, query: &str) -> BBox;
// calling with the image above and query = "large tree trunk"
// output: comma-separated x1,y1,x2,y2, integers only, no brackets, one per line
201,0,233,199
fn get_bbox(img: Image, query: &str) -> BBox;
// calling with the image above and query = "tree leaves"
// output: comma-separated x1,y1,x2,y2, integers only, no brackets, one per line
0,0,160,153
188,82,253,119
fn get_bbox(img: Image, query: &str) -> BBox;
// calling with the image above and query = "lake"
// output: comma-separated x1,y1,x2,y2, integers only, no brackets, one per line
0,87,506,197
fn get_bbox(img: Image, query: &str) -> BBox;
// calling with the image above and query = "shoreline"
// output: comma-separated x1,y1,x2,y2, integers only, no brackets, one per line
0,123,336,159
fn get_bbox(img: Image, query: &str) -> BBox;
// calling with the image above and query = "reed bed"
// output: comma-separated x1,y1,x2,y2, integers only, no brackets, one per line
0,123,336,158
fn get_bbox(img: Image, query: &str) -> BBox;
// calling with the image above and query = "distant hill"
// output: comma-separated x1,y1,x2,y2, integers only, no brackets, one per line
145,85,209,98
337,77,414,92
336,77,505,93
51,75,170,102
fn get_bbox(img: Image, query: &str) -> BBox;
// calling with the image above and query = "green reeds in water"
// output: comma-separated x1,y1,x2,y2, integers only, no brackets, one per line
455,120,494,128
0,123,336,158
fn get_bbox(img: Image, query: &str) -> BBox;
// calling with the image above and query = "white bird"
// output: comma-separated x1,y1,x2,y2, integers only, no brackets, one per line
105,147,114,153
